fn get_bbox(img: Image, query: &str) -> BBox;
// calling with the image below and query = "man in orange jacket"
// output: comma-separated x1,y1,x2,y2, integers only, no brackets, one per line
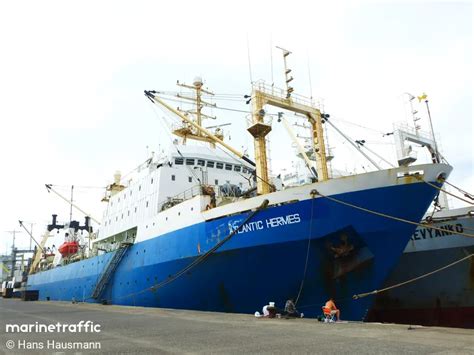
325,298,340,321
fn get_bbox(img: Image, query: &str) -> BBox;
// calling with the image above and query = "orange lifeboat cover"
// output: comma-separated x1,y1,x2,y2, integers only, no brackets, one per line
58,241,79,257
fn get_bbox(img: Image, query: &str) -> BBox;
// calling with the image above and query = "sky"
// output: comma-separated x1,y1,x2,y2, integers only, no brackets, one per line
0,0,472,253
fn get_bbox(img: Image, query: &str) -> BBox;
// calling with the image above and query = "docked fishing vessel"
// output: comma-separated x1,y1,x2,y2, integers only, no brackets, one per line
26,56,452,320
369,206,474,327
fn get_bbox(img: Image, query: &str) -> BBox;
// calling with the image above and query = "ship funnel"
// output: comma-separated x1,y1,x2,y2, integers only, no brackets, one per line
52,214,58,225
113,171,121,185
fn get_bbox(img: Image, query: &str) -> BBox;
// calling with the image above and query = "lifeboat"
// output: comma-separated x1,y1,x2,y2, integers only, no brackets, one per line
58,241,79,257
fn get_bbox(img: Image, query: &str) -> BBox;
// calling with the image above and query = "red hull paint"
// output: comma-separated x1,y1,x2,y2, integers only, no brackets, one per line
368,307,474,328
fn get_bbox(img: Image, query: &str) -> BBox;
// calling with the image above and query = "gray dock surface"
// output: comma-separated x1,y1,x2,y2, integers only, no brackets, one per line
1,298,473,354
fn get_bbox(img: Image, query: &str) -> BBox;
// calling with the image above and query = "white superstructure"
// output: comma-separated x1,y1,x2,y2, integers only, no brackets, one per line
95,144,254,249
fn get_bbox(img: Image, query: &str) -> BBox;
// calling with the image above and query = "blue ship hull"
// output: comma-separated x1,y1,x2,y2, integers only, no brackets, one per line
27,181,439,320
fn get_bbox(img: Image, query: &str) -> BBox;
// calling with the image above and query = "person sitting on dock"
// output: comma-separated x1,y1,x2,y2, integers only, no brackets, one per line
284,298,303,318
262,302,277,318
325,298,340,321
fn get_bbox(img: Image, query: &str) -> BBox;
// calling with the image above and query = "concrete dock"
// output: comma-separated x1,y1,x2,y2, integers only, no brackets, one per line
1,298,473,354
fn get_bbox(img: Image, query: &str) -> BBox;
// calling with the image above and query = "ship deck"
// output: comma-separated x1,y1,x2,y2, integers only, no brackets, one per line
1,298,473,354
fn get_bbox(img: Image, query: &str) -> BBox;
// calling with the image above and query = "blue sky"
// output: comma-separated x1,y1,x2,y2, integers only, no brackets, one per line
0,0,471,251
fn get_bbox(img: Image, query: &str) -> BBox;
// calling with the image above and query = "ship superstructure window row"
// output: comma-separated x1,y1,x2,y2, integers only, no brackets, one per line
174,157,250,174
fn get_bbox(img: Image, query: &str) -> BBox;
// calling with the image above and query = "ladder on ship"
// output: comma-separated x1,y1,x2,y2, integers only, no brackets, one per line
91,242,131,300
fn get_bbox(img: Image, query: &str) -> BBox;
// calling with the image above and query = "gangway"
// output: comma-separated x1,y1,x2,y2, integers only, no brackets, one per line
91,243,131,300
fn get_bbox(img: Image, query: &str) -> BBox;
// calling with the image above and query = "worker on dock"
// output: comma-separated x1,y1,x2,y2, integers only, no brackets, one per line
284,298,303,318
325,298,340,321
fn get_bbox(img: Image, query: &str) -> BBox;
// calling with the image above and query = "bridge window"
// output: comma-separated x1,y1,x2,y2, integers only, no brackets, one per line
175,158,184,165
197,159,205,166
234,165,241,172
207,161,215,168
216,162,223,169
225,164,232,171
186,159,195,166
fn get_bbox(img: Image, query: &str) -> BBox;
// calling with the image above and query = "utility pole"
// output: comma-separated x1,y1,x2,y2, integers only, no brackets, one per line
5,230,21,279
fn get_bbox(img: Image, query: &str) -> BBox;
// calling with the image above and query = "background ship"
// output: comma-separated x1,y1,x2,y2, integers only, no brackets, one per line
24,55,452,320
369,206,474,327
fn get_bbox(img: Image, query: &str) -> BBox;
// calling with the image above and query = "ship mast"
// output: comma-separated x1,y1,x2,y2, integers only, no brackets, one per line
173,78,220,146
248,48,329,194
144,90,256,168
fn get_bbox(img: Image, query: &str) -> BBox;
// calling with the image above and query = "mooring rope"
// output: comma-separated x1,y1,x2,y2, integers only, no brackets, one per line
311,189,474,239
295,192,316,306
443,180,474,201
310,187,474,300
417,177,474,205
106,199,270,302
352,253,474,299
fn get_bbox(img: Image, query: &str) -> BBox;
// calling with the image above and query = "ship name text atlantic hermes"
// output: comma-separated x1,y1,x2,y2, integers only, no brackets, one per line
229,214,301,234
